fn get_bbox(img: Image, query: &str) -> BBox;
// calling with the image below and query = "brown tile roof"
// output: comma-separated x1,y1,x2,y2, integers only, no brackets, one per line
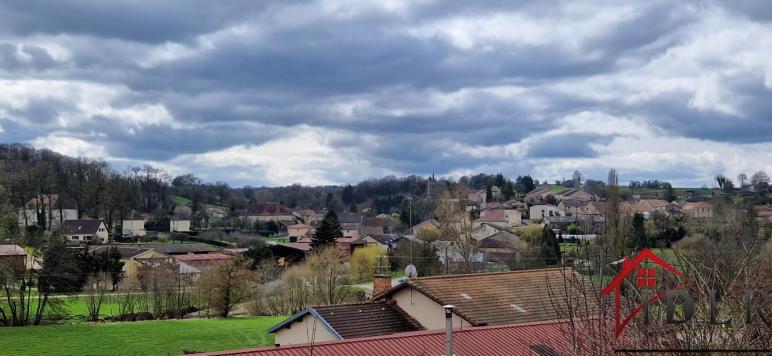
269,301,423,340
379,268,597,326
197,319,621,356
173,253,231,262
246,202,292,216
682,201,713,209
477,209,506,222
361,216,393,227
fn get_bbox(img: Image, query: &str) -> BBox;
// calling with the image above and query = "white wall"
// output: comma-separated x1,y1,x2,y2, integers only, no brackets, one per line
273,313,338,346
391,287,472,330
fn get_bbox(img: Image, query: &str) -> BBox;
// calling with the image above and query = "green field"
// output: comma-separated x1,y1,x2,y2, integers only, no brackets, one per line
0,316,284,356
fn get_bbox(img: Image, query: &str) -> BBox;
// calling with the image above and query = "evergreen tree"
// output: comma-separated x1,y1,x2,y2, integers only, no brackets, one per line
664,185,676,202
485,185,493,201
312,210,343,249
349,202,358,213
341,185,354,205
539,226,560,265
503,181,515,200
630,213,647,249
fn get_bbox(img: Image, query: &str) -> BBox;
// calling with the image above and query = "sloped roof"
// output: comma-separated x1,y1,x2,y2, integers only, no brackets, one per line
173,252,231,262
682,201,713,209
246,202,292,216
124,210,145,220
378,268,597,326
0,245,26,256
89,245,157,259
61,219,104,235
140,243,217,254
560,199,585,208
196,319,618,356
477,209,506,222
361,216,392,227
24,194,77,209
338,212,363,224
268,301,422,339
412,218,440,229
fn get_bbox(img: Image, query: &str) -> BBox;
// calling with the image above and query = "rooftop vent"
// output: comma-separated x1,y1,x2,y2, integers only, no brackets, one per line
511,304,527,313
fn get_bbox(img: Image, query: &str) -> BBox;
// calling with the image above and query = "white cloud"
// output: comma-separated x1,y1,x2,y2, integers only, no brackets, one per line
30,133,108,159
174,126,389,186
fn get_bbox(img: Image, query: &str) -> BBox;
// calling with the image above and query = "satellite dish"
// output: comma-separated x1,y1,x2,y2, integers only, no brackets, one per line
405,264,418,279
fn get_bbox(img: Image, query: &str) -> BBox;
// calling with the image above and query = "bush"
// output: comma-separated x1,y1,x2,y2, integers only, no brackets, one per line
350,246,387,283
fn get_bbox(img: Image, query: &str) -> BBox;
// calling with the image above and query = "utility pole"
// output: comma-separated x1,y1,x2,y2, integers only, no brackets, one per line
407,195,413,265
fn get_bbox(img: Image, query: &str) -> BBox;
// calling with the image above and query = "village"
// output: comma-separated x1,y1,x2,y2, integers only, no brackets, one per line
1,144,771,355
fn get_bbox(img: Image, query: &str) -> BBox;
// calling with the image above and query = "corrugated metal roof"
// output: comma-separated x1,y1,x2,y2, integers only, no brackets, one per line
194,320,617,356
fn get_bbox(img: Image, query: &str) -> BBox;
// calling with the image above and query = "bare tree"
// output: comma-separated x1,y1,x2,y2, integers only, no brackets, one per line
197,257,257,318
83,273,111,322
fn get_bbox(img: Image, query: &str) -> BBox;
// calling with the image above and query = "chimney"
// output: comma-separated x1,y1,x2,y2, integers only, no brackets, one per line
372,274,392,298
443,305,455,356
371,255,392,298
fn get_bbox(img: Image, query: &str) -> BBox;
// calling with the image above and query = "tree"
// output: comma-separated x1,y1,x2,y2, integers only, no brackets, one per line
312,210,343,249
572,170,583,185
737,173,748,188
502,181,515,200
714,174,730,190
341,185,354,205
750,171,770,192
306,247,350,305
348,202,358,213
630,213,647,249
538,226,560,265
197,257,256,318
350,246,387,282
485,185,493,201
83,273,111,322
664,185,676,202
245,240,273,270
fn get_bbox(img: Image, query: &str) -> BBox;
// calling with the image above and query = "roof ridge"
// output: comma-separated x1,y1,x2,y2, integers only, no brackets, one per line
410,267,572,281
212,319,583,355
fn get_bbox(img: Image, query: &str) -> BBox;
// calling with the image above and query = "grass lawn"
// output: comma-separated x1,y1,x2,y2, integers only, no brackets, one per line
0,316,284,356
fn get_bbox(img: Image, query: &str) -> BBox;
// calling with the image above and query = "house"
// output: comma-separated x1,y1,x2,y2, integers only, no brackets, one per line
558,199,584,216
267,301,423,346
122,210,146,237
545,215,605,234
375,268,597,330
296,209,323,224
89,245,171,284
367,234,402,250
197,319,618,356
61,219,109,244
555,188,596,202
286,223,314,241
206,207,228,219
524,185,554,204
528,205,565,222
170,214,191,232
17,194,78,229
579,201,607,216
475,208,521,228
139,243,217,255
0,245,26,270
681,201,713,218
173,253,231,274
338,213,363,238
360,216,394,236
245,202,295,223
477,230,522,265
411,218,440,235
270,243,312,267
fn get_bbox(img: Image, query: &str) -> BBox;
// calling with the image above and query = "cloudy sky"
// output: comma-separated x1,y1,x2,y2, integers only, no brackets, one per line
1,0,771,187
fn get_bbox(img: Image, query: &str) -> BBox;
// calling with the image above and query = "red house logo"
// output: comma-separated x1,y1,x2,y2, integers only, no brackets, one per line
601,248,687,337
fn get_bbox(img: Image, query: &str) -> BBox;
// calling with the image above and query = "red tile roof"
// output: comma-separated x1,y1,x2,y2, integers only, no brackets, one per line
194,319,618,356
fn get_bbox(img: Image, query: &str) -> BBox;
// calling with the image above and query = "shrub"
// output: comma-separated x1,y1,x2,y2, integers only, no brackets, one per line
350,246,387,283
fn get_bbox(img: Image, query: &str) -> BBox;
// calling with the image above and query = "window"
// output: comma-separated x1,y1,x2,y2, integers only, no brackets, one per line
72,236,79,240
637,267,656,288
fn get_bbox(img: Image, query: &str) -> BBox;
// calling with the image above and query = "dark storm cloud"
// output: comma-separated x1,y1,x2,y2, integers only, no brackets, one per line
0,0,269,43
2,0,771,186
